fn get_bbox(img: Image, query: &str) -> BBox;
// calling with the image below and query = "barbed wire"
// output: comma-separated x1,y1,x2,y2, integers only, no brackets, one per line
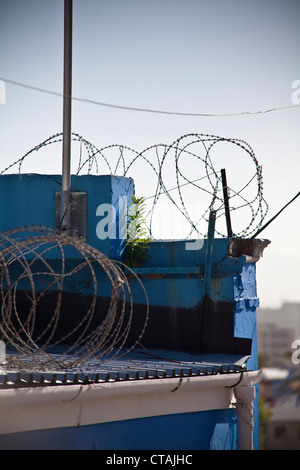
0,225,149,371
0,132,269,238
0,133,269,370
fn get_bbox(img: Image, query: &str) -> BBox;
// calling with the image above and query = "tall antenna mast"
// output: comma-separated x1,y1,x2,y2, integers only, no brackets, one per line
60,0,73,232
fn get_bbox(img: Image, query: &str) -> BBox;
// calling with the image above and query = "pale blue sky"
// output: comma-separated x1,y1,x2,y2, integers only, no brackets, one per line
0,0,300,308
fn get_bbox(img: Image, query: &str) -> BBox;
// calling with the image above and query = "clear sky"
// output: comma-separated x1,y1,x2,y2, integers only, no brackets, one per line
0,0,300,309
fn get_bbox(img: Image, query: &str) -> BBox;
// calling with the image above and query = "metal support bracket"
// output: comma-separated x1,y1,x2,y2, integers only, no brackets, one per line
55,191,86,239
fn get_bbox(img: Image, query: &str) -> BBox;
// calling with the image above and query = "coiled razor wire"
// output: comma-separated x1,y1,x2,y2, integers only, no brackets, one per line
0,226,149,371
0,132,268,370
1,132,269,239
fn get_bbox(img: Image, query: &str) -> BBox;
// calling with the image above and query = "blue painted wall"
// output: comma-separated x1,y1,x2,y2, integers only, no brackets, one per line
0,173,265,449
0,174,134,259
127,240,260,362
123,239,262,449
0,409,237,450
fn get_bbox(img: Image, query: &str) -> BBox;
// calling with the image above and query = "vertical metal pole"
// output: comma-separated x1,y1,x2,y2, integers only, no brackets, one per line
221,168,233,238
200,210,216,349
60,0,73,232
203,210,216,297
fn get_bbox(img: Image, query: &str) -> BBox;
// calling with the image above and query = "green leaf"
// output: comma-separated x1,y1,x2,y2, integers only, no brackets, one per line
124,195,151,267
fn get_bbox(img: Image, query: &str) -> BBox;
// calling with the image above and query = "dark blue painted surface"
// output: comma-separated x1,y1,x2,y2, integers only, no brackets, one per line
0,409,237,450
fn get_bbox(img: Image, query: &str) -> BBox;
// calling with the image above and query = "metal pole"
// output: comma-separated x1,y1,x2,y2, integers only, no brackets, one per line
221,168,233,238
200,210,216,348
203,210,216,297
251,189,300,239
60,0,73,231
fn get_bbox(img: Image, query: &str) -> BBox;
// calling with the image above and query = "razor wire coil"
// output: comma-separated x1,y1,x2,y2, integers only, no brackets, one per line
0,225,149,371
0,132,269,370
0,132,269,239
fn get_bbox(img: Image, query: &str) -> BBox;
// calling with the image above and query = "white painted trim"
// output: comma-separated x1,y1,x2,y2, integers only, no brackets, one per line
234,384,256,450
0,370,262,438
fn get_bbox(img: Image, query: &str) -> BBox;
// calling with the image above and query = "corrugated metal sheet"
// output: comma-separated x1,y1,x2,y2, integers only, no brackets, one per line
0,349,249,389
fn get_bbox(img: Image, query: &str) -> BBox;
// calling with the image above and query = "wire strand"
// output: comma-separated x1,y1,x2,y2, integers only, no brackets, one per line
1,77,300,117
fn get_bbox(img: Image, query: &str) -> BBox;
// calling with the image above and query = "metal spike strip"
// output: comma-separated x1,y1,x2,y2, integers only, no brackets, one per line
0,364,244,389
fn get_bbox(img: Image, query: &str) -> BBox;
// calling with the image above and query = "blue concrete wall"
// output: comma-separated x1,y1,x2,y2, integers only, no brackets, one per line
124,239,262,449
0,174,134,259
0,173,265,450
127,240,261,363
0,409,237,450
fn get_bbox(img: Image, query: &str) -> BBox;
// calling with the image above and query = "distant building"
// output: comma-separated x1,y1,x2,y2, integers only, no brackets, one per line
258,303,300,339
264,396,300,450
257,323,295,367
260,367,289,404
260,368,300,450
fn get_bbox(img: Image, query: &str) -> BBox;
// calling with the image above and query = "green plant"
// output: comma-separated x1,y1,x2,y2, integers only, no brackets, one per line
123,196,151,268
259,395,273,449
